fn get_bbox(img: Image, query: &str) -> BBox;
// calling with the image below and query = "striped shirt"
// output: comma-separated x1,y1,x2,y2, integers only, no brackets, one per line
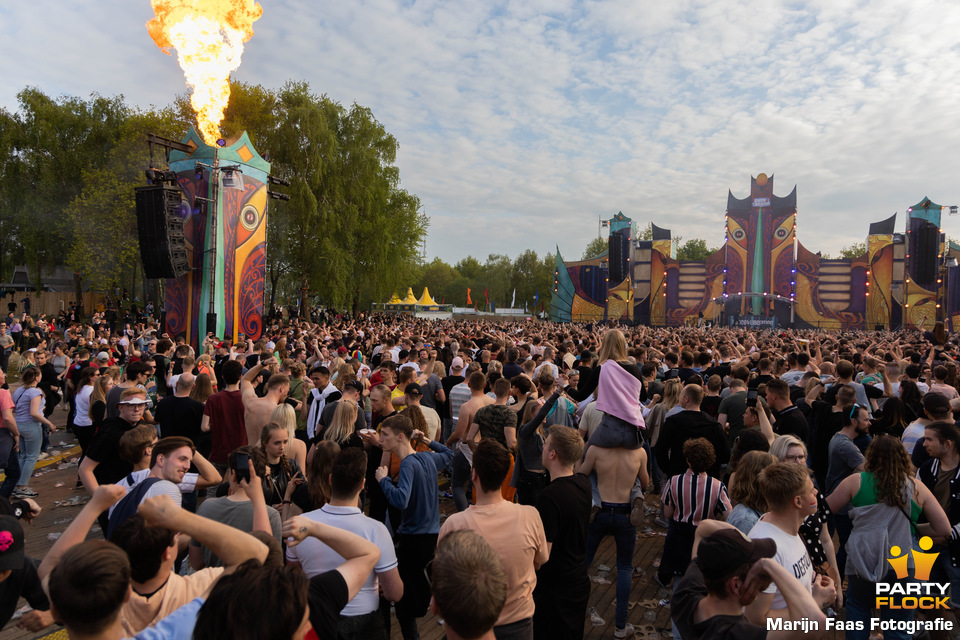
661,469,731,526
448,382,471,426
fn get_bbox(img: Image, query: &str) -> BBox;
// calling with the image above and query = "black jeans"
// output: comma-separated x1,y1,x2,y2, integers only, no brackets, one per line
336,609,387,640
395,533,438,640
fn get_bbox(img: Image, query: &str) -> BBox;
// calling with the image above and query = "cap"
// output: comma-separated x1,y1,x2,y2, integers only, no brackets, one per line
337,346,348,354
97,351,110,361
405,383,423,396
923,392,952,414
215,342,228,349
119,397,150,405
696,528,776,580
0,516,24,572
266,341,276,350
343,380,363,393
451,357,464,370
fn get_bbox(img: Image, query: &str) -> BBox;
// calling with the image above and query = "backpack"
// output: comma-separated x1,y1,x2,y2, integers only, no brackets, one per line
106,476,164,539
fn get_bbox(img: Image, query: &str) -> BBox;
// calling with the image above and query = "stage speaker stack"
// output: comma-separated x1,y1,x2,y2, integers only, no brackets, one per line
135,185,191,279
916,221,938,285
609,234,625,283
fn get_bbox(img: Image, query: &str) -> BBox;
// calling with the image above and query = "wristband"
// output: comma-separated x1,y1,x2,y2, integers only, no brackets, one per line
282,500,292,505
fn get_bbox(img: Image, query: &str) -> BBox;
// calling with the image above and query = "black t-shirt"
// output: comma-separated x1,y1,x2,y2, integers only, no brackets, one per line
671,562,767,640
748,374,775,389
0,556,48,629
700,395,722,420
153,355,171,397
308,570,350,640
772,405,809,444
86,417,140,485
534,474,591,588
154,395,205,442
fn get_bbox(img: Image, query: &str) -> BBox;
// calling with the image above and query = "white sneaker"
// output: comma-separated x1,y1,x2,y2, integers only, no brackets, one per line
613,624,635,638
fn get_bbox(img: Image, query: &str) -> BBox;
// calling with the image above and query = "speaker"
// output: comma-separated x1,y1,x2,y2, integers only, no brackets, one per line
609,235,624,283
917,221,938,284
135,185,190,279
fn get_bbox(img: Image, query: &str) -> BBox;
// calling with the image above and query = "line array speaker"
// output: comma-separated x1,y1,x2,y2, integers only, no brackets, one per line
135,185,190,279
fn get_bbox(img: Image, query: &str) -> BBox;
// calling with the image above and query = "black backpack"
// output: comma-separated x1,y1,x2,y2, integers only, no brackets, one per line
106,476,164,539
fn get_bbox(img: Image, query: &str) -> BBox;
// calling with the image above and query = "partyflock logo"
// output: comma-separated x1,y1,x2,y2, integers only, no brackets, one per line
875,536,950,610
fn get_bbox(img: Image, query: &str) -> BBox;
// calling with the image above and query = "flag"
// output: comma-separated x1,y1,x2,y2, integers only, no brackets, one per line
511,288,516,308
484,288,489,311
466,288,472,305
534,288,539,305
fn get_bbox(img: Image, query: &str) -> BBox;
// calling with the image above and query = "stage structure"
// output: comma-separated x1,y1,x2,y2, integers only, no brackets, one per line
552,173,959,331
136,128,288,347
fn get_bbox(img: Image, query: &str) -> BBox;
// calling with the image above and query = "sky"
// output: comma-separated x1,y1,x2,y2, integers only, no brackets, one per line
2,0,960,267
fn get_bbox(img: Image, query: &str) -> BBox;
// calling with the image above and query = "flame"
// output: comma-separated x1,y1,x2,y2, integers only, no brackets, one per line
147,0,263,145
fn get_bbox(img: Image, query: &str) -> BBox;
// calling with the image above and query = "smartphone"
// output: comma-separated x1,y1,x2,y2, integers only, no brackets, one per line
746,388,758,407
234,452,251,483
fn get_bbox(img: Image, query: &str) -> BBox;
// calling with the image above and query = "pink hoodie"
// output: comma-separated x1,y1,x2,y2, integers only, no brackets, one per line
596,360,645,428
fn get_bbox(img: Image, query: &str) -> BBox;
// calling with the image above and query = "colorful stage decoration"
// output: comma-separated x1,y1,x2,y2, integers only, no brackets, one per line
164,127,270,345
552,174,952,331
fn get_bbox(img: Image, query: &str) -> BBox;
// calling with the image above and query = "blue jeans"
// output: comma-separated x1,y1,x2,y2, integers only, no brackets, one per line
585,507,635,629
16,420,42,487
833,512,853,576
846,571,915,640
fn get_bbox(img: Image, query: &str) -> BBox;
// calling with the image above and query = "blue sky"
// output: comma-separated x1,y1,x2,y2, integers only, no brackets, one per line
2,0,959,265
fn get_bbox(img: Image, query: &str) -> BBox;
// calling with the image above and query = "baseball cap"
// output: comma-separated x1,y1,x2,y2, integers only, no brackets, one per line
337,346,348,355
343,380,363,393
0,516,24,571
97,351,110,361
451,357,464,370
119,397,150,405
923,392,952,415
405,383,423,396
696,528,776,580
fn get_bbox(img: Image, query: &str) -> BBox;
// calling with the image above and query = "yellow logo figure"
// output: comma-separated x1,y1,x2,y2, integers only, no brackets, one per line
887,537,939,581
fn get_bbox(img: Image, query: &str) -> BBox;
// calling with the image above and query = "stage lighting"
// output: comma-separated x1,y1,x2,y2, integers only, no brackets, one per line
221,169,244,190
268,174,291,186
268,190,291,201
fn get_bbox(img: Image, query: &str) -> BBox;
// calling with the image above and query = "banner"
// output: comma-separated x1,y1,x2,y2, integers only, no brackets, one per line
466,288,472,305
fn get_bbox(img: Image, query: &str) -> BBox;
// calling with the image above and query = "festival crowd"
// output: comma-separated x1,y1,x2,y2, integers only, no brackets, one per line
0,308,958,640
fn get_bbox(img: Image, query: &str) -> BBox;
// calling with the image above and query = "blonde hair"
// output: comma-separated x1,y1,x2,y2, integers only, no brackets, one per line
598,329,627,364
324,401,358,445
271,403,298,444
89,375,113,422
662,378,683,412
769,435,807,462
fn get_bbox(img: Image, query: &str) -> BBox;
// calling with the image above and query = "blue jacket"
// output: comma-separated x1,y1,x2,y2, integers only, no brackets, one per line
379,440,454,535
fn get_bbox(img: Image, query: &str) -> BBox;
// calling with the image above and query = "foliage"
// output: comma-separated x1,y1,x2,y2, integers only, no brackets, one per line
676,238,718,261
838,242,867,259
582,236,608,260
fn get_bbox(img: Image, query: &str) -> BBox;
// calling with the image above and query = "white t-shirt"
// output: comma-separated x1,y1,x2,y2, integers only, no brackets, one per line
901,421,927,456
748,518,813,610
108,470,196,517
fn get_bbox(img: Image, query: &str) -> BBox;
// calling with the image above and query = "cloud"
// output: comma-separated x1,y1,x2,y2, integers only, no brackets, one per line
2,0,960,268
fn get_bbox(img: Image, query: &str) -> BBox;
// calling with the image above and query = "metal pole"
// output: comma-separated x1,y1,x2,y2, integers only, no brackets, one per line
207,150,219,336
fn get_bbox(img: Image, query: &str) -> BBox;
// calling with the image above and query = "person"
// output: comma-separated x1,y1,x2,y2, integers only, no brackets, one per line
270,402,308,471
533,426,591,640
88,373,114,434
430,530,508,640
827,435,951,640
317,393,364,452
9,367,56,498
825,403,869,573
717,377,749,447
286,448,402,640
190,446,282,568
316,380,366,442
445,371,493,512
918,421,960,626
725,450,777,534
586,329,645,449
671,520,828,640
902,391,953,458
259,422,303,509
0,367,18,500
374,413,454,640
513,377,567,505
576,415,650,638
403,383,442,440
764,379,808,442
745,463,836,623
153,372,205,447
79,388,149,495
201,359,246,474
0,515,52,632
655,384,729,480
241,361,290,446
440,439,548,640
304,365,342,440
657,438,731,587
105,361,150,418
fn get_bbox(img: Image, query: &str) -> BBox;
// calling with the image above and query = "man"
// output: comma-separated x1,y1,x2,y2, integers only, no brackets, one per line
79,389,149,494
534,426,591,640
404,383,442,441
304,365,342,440
577,421,649,638
375,414,454,640
671,521,827,640
0,514,52,632
931,365,960,400
154,372,206,447
824,359,889,414
241,360,290,446
190,446,282,569
106,361,151,418
439,357,466,442
746,463,836,623
764,379,809,443
747,358,775,389
152,337,175,399
655,384,729,479
717,378,748,447
200,359,246,474
919,421,960,622
903,392,954,457
446,371,494,512
780,351,811,387
287,448,403,639
439,439,548,640
430,530,508,640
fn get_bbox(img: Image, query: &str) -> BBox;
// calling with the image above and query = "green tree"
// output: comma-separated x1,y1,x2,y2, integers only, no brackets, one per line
454,256,484,280
582,236,608,260
676,238,717,261
838,242,867,259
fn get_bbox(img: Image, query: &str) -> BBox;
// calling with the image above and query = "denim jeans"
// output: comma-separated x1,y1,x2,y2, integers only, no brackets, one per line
833,512,853,577
451,448,471,512
846,571,915,640
16,420,42,486
585,507,635,629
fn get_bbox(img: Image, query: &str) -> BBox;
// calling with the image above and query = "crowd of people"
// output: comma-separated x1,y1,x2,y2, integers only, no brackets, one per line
0,308,958,639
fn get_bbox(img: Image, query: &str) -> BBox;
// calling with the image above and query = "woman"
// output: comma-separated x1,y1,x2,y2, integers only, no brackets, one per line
318,401,363,450
726,450,776,533
513,375,567,505
190,373,215,404
259,422,303,509
645,378,682,490
869,396,909,438
195,354,217,391
270,403,307,471
52,343,71,408
10,368,57,498
827,435,951,640
899,379,924,423
88,374,114,432
770,435,842,609
587,329,645,450
72,367,99,453
290,440,340,514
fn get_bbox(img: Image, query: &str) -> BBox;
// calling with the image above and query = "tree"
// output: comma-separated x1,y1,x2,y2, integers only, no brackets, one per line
676,238,717,261
838,242,866,259
582,236,607,260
